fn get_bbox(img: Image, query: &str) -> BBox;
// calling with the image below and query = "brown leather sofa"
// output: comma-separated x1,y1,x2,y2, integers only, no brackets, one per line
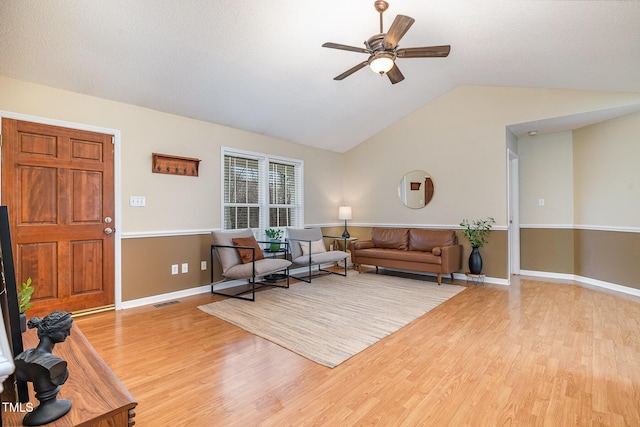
351,227,462,285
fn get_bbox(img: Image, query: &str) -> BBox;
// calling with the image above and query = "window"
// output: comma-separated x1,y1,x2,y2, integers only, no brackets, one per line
222,148,303,234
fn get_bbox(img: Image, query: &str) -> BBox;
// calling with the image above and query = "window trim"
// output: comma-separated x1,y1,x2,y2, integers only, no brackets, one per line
221,147,304,235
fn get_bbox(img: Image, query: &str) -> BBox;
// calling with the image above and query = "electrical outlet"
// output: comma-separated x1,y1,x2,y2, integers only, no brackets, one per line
171,264,178,275
538,198,545,206
201,261,207,270
181,263,188,273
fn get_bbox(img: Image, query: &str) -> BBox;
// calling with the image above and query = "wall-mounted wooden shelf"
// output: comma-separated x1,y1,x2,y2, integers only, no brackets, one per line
152,153,201,177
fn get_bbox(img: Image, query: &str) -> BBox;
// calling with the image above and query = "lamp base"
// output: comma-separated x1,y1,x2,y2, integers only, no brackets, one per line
342,220,350,239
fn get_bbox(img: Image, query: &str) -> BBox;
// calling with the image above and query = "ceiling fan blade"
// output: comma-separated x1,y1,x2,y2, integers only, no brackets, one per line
333,61,369,80
382,15,415,50
396,45,451,58
322,42,369,54
387,63,405,84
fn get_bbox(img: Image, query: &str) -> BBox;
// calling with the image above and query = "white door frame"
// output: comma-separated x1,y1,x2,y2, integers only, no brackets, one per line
0,110,123,309
507,148,520,279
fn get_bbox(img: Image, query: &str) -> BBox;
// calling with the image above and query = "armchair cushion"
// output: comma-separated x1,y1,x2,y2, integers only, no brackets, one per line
212,228,256,274
287,227,348,267
232,236,265,264
292,250,348,266
286,227,325,259
301,239,326,256
224,258,292,280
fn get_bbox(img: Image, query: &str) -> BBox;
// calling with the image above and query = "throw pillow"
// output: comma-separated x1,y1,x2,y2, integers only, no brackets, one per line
300,239,326,256
232,236,265,264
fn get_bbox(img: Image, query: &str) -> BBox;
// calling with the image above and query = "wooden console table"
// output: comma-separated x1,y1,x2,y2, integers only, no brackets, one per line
1,325,137,426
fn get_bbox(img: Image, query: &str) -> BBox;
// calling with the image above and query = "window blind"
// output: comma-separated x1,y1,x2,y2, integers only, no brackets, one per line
222,149,303,233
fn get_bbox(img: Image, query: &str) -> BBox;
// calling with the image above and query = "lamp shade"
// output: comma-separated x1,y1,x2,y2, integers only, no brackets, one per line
369,52,395,74
338,206,352,220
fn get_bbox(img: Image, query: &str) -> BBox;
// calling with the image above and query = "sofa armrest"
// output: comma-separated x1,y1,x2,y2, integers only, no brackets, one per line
440,244,463,273
352,240,375,250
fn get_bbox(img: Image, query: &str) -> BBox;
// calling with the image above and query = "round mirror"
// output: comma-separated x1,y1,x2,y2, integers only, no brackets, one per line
398,170,434,209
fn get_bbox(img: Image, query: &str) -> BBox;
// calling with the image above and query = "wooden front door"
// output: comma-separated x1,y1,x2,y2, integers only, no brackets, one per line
1,119,115,316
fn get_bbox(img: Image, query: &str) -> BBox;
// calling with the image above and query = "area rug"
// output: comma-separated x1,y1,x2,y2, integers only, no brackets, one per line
198,272,466,368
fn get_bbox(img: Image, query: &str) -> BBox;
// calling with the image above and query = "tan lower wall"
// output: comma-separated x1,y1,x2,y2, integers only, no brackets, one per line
520,228,575,274
121,234,213,301
574,229,639,290
121,226,513,302
520,228,639,290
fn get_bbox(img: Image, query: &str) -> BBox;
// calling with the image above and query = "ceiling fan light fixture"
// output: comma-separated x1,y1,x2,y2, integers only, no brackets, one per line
369,52,395,74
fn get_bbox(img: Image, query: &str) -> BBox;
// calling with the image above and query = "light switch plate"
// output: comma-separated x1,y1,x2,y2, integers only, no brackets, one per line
130,196,146,207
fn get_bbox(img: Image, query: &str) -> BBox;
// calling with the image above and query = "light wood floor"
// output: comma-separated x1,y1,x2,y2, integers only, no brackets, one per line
74,272,640,426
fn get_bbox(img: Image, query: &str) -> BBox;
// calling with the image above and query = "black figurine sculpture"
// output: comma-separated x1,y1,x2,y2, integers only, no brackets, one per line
14,311,73,426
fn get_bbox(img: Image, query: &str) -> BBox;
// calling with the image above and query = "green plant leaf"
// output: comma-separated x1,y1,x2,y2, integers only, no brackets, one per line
265,228,283,239
459,217,495,248
17,277,34,313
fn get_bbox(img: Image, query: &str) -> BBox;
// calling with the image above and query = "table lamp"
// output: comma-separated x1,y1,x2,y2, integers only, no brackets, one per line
338,206,352,238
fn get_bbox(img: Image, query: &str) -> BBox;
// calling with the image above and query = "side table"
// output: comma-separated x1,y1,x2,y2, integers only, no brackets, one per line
261,241,289,282
465,272,485,284
334,237,357,269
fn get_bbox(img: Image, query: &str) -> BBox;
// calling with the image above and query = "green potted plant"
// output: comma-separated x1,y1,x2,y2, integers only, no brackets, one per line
459,217,495,275
17,277,34,332
265,228,284,252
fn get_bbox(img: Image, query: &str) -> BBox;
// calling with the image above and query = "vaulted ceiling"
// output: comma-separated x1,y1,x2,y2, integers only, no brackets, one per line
1,1,640,152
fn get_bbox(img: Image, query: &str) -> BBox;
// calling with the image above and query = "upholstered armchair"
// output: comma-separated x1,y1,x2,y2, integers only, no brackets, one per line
286,228,349,283
211,229,291,301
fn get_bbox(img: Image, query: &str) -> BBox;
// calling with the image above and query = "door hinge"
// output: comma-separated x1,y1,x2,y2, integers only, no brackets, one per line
111,136,115,145
0,134,3,147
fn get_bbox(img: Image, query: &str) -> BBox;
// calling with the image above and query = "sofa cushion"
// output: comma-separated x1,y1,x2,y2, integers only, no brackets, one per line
408,229,456,252
355,248,442,265
371,228,410,250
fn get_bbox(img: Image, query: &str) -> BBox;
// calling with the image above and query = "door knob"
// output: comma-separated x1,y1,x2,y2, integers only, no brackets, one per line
104,227,114,235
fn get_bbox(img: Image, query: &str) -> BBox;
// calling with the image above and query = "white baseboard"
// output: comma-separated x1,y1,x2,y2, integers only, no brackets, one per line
120,285,212,310
519,270,640,298
452,272,510,286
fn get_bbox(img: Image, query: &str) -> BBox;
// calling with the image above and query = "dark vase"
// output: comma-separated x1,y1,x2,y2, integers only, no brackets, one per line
19,312,27,333
469,246,483,274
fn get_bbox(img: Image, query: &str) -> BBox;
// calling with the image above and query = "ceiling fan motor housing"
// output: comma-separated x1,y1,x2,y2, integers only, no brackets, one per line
366,34,390,53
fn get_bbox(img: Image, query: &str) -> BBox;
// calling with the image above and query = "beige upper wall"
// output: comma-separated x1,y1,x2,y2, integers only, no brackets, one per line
518,111,640,229
343,85,640,228
2,77,640,233
0,76,344,232
518,131,574,225
573,112,640,228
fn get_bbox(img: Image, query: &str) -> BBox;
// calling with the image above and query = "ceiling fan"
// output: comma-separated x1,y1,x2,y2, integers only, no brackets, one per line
322,0,451,84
